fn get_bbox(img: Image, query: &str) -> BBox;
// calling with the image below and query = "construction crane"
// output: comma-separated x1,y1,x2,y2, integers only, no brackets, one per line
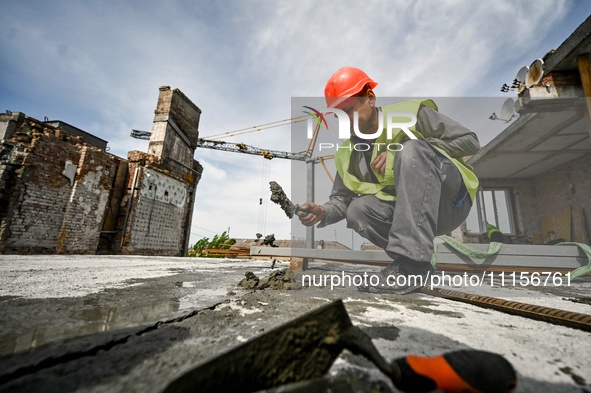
131,117,335,179
131,131,310,161
131,117,330,162
195,138,308,161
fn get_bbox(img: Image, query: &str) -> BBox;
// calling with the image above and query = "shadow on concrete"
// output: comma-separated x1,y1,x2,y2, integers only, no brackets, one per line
0,322,191,393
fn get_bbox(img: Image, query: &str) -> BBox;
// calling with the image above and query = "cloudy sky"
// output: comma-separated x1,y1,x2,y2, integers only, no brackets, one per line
1,0,590,249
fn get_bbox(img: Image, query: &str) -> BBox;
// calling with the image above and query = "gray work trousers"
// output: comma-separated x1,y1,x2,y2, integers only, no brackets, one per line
345,139,472,263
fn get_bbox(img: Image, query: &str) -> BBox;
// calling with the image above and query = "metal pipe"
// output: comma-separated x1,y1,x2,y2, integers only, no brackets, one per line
306,159,315,249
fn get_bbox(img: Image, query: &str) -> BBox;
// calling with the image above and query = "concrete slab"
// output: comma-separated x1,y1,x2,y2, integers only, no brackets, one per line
0,255,590,393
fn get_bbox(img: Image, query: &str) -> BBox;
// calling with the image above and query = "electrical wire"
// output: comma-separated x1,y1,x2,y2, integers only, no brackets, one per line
202,116,308,140
191,225,219,234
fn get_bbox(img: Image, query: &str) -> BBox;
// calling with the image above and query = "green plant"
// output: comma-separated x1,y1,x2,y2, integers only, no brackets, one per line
187,231,236,257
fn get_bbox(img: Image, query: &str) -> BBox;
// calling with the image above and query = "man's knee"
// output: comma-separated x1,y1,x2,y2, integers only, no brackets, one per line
346,198,369,231
346,196,392,232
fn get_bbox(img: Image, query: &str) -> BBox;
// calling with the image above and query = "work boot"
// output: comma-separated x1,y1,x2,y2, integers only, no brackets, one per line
355,258,399,293
387,257,433,294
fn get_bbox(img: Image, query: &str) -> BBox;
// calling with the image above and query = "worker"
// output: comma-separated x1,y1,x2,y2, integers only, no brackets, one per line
298,67,480,293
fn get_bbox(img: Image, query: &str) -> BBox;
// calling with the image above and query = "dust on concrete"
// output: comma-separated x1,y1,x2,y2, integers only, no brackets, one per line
238,269,293,290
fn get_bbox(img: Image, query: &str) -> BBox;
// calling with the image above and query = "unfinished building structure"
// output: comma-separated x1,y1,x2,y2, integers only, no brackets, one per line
465,17,591,245
0,86,202,256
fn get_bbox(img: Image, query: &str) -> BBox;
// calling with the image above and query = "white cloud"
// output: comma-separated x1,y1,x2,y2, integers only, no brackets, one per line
242,0,569,98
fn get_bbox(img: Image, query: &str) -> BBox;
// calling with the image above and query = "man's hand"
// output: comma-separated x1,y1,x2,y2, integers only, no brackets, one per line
371,152,387,174
297,203,325,227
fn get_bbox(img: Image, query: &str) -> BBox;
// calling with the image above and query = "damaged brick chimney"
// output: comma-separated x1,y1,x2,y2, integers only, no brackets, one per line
148,86,201,172
121,87,203,256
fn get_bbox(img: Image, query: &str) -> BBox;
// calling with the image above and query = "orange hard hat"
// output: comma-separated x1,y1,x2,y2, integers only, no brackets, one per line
324,67,378,108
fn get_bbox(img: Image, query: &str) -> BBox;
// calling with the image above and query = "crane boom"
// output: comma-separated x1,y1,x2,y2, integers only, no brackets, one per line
196,138,308,161
131,120,318,161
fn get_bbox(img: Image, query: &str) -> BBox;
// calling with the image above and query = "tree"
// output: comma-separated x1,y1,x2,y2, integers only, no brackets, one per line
187,231,236,257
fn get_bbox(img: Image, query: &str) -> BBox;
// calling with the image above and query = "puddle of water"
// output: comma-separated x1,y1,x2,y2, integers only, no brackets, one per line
0,272,250,356
179,288,233,310
0,298,180,356
0,282,238,356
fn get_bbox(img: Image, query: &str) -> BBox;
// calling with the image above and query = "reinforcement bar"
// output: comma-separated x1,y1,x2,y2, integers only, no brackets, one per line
421,287,591,332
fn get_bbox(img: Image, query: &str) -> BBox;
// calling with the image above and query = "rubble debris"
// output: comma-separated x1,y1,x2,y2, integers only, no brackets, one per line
238,271,260,290
261,234,277,247
269,181,295,218
237,269,293,290
261,268,293,290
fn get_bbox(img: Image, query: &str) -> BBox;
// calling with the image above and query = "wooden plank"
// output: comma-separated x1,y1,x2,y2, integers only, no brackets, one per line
560,205,572,241
576,53,591,140
203,248,250,257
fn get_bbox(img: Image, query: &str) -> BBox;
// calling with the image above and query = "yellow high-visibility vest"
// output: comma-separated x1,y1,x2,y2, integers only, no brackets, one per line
334,99,479,202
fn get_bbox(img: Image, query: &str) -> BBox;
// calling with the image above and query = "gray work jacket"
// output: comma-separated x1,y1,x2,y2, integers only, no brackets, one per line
319,106,480,227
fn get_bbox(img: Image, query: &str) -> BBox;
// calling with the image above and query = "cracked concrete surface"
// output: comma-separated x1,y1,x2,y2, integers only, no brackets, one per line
0,255,590,393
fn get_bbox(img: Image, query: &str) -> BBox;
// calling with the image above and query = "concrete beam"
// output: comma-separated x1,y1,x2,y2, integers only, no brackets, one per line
250,244,588,270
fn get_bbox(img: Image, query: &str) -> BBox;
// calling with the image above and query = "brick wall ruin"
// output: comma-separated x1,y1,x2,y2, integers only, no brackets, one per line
0,87,203,256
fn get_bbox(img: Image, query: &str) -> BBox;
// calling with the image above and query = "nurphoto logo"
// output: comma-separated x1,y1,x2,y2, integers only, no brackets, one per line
302,106,417,152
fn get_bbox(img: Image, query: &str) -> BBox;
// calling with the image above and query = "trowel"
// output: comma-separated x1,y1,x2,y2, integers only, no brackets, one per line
163,299,516,393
